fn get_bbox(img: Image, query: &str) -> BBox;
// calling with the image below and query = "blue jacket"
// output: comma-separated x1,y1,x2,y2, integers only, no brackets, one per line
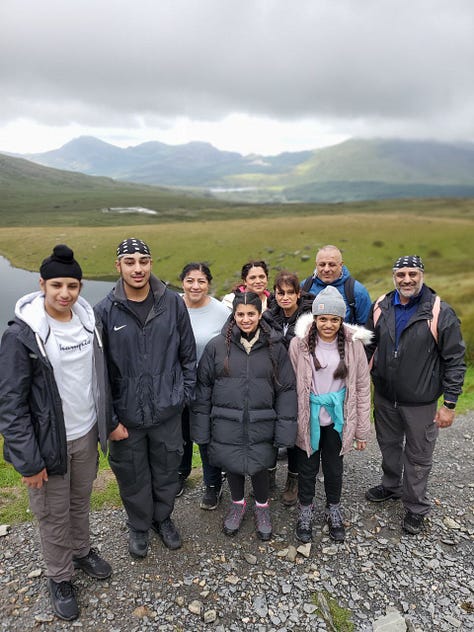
304,265,371,325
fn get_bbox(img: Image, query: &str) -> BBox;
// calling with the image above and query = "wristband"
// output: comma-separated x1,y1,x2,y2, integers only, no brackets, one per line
443,401,456,410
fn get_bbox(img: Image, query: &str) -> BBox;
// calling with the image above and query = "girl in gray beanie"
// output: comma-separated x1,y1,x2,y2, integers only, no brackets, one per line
288,286,372,543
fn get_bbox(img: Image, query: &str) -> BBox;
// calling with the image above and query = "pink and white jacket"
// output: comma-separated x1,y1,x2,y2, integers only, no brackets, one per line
288,313,372,457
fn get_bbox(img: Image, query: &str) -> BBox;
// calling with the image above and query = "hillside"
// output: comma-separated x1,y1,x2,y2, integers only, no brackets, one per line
20,137,474,202
0,153,227,226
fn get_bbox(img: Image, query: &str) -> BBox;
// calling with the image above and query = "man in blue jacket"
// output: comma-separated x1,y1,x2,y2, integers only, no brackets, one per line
365,255,466,534
94,239,196,559
0,245,111,622
302,245,371,325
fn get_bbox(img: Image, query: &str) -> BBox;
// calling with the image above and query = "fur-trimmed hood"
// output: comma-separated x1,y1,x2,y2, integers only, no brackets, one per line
294,312,373,346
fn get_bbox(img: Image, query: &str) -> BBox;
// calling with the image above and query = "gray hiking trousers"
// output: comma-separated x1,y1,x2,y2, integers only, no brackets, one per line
28,425,99,582
373,391,439,516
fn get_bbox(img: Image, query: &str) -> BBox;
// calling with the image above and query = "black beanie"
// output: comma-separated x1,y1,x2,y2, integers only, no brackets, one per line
40,244,82,280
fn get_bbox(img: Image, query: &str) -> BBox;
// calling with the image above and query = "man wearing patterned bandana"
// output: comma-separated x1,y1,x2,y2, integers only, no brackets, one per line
94,238,196,558
365,255,466,534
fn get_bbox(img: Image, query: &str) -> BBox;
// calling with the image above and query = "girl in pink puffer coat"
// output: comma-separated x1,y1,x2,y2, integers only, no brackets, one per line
288,286,372,543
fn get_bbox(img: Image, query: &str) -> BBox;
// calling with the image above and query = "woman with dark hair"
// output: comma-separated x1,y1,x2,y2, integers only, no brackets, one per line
177,263,230,509
289,286,371,543
265,271,314,506
222,260,272,312
191,291,297,541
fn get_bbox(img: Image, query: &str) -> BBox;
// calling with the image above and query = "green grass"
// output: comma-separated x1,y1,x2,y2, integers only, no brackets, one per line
312,590,354,631
0,197,472,523
0,201,472,358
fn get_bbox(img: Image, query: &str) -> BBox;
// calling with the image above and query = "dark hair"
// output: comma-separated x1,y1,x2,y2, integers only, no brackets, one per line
232,290,262,315
223,291,279,383
241,260,269,281
307,320,348,379
179,262,212,283
273,270,300,294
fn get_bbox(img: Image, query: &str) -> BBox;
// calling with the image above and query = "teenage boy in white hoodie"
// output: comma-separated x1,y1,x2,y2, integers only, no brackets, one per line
0,245,111,621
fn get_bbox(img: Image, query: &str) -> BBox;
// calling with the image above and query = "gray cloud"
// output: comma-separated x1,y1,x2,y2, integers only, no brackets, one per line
1,0,473,142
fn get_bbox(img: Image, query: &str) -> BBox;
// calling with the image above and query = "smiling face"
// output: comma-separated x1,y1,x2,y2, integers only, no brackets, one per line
115,253,152,298
243,266,268,296
393,267,424,304
182,269,210,308
40,277,82,321
275,282,300,317
234,303,262,334
315,314,343,342
315,248,343,285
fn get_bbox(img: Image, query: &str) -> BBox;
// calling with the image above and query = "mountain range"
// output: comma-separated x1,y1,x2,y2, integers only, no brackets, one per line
16,136,474,202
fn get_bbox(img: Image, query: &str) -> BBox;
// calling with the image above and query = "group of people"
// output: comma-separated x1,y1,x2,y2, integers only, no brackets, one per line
0,240,466,621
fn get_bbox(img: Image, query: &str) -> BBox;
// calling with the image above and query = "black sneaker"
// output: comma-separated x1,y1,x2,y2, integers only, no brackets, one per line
128,528,149,559
73,547,112,579
48,579,79,621
402,511,425,535
365,485,401,503
200,485,222,510
325,503,346,542
152,517,182,550
296,503,313,543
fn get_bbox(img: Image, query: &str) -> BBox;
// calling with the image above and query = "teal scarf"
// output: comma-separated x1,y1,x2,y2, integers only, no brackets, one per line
309,388,346,453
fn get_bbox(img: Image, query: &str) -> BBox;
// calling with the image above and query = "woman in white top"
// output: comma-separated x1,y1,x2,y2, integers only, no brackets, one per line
177,262,230,510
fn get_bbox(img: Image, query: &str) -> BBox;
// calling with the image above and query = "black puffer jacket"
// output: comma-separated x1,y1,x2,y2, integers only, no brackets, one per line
191,322,297,476
94,274,196,430
0,293,110,477
367,285,466,405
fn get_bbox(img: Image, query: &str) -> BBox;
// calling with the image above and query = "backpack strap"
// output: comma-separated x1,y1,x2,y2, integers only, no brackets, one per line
427,295,440,344
369,293,441,370
344,276,356,324
302,275,314,294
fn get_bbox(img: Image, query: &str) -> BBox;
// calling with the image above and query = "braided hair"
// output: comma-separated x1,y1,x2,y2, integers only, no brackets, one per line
223,291,280,384
308,319,348,379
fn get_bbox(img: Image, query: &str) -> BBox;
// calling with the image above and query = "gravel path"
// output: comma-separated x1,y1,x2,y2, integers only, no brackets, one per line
1,413,473,631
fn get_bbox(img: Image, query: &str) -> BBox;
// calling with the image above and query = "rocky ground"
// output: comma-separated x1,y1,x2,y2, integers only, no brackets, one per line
0,413,473,632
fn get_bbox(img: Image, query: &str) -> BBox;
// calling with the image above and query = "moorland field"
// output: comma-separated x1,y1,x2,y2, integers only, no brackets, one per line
0,195,472,358
0,192,473,522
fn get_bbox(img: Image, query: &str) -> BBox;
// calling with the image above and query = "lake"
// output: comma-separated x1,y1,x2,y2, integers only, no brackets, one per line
0,256,115,332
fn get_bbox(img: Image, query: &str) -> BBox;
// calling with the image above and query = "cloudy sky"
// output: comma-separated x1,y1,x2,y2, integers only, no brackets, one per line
1,0,473,156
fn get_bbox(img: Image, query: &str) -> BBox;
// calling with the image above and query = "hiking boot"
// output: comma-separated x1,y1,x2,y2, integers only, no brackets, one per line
325,503,346,542
254,504,272,541
402,511,425,535
128,528,149,559
48,579,79,621
200,485,222,510
223,501,247,536
296,503,313,543
152,517,182,550
365,485,401,503
73,547,112,579
176,474,186,498
281,472,298,507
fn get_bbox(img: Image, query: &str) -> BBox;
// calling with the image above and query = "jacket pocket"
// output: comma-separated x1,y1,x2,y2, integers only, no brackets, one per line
210,406,243,444
248,409,276,444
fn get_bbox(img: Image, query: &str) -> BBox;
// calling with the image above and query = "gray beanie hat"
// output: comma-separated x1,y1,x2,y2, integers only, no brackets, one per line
312,286,346,319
